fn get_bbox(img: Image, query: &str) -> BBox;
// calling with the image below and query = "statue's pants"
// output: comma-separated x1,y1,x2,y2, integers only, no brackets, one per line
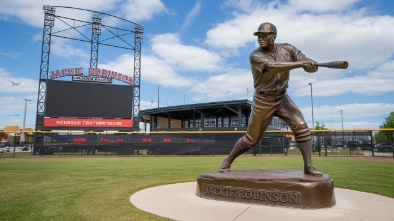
242,93,311,147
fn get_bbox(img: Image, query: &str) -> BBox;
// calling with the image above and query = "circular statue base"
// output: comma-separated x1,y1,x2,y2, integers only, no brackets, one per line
196,169,335,209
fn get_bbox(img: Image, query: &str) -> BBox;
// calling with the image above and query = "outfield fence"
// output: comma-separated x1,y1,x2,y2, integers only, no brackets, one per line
1,129,393,158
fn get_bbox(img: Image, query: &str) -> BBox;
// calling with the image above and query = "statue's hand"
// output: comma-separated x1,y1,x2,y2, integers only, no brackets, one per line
302,62,318,73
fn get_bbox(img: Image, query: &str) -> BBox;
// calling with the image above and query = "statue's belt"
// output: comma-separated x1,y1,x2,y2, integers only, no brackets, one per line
259,89,287,96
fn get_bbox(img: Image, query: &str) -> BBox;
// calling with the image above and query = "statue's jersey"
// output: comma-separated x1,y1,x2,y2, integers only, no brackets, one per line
249,43,313,93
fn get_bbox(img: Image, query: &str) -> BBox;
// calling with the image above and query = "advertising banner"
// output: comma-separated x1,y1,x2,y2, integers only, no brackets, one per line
44,118,133,128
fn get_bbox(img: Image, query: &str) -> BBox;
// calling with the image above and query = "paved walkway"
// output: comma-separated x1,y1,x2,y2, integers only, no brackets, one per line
130,182,394,221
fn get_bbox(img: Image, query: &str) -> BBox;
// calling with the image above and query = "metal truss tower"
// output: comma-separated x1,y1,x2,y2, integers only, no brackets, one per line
33,5,56,151
133,25,143,121
35,5,55,130
90,12,101,69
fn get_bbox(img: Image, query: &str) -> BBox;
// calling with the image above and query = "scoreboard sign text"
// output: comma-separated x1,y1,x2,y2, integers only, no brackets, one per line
49,67,133,85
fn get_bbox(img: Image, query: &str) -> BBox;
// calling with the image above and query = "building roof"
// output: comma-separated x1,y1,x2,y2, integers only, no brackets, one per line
3,126,20,132
140,99,253,120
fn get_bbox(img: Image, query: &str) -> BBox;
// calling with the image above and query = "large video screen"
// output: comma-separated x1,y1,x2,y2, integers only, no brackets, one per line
45,80,133,118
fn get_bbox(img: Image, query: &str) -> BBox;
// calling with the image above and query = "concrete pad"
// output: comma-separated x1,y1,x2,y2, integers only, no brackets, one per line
130,182,394,221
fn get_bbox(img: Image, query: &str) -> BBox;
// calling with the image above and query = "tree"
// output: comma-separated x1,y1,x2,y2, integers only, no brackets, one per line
381,112,394,128
314,122,328,130
313,122,330,152
375,112,394,144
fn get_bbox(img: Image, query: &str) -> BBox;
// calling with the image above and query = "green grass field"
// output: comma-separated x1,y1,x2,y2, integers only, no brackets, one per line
0,155,393,221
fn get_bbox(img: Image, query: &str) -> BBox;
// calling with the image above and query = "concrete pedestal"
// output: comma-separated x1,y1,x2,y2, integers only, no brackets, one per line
196,169,335,209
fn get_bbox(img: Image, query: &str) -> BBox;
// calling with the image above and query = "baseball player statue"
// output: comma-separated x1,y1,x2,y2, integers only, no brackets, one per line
220,22,322,176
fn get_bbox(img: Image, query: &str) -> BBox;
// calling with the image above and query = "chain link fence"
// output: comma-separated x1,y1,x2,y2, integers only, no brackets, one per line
1,130,393,158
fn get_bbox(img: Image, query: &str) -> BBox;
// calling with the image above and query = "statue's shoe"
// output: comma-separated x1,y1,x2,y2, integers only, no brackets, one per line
304,165,323,176
219,158,231,173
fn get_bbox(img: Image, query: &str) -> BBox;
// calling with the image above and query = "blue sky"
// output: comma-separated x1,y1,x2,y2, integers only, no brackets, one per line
1,0,394,130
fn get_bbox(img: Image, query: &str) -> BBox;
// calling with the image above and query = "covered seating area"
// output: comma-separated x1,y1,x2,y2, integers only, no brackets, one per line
140,99,283,131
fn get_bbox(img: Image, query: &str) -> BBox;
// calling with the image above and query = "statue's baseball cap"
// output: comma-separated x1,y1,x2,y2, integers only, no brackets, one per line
253,22,277,35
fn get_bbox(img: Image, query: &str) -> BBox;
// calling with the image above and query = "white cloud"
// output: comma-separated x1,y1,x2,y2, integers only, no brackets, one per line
293,76,394,97
0,67,10,77
205,13,256,49
0,69,38,93
0,95,36,114
0,95,37,130
292,60,394,97
120,0,166,22
0,97,21,115
368,60,394,78
0,0,47,27
142,54,194,87
151,33,224,72
98,53,136,78
99,53,193,88
312,103,394,120
205,1,394,72
0,51,21,59
301,103,394,129
179,1,202,34
287,0,359,13
0,0,165,27
203,1,394,100
191,69,253,101
0,0,118,27
328,121,380,130
0,68,38,129
140,100,157,110
222,0,272,13
50,39,90,60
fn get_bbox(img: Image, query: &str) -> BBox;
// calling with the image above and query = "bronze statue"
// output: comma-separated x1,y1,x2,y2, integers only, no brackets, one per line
220,22,322,176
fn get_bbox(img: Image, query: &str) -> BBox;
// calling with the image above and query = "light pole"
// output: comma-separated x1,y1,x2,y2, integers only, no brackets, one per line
156,85,160,129
339,110,344,130
205,93,207,102
308,83,314,129
22,99,31,130
339,109,345,151
157,85,160,109
330,96,333,129
22,99,31,145
308,83,316,154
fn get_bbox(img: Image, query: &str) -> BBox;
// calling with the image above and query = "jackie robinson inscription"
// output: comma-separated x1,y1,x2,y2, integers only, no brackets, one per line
202,184,301,206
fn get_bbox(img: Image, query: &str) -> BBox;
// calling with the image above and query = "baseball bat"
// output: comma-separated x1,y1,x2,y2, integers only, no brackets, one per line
315,61,348,69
